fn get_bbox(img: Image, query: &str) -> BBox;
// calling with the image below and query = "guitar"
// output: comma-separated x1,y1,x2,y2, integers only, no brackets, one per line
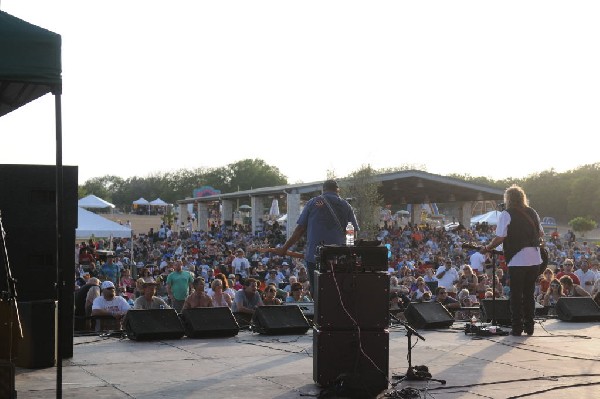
249,246,305,259
460,242,503,256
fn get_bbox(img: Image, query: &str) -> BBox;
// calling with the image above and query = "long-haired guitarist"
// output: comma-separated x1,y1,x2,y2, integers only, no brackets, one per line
479,185,544,336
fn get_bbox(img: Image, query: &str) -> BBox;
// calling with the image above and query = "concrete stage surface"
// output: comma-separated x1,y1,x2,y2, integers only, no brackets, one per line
14,318,600,399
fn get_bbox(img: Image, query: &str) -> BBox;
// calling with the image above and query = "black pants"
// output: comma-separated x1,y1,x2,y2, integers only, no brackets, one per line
508,265,539,331
306,261,316,294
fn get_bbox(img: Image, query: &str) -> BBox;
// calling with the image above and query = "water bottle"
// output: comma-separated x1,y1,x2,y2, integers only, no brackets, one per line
345,222,355,246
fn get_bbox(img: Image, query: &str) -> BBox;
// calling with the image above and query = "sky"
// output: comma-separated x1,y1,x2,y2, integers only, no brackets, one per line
2,1,599,186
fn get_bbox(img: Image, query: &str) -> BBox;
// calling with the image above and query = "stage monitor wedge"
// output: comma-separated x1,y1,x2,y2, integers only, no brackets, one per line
181,307,239,338
125,309,185,341
405,302,454,329
252,305,310,335
556,297,600,322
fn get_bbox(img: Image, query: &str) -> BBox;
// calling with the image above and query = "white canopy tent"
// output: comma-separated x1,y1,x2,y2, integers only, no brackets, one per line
133,197,150,206
76,207,132,238
150,198,169,206
471,210,501,226
78,194,115,210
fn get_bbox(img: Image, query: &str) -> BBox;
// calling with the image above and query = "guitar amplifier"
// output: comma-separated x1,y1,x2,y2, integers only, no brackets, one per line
317,245,388,273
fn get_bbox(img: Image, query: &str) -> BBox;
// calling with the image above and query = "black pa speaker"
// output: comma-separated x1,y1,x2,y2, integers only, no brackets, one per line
0,361,16,399
405,302,454,329
181,307,240,338
314,271,389,330
0,165,78,359
480,298,512,326
125,309,185,341
313,328,389,396
251,305,310,335
16,300,57,368
556,297,600,322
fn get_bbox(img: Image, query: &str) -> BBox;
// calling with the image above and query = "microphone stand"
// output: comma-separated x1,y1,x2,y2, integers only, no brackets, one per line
390,314,446,385
488,248,506,332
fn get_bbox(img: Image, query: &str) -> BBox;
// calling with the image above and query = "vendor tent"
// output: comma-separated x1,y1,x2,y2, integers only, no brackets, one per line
76,207,131,238
150,198,169,206
471,210,501,226
133,197,150,205
78,194,115,209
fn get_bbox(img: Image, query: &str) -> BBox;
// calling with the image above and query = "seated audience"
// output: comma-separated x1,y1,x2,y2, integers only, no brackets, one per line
286,282,312,303
182,277,213,309
209,278,232,308
134,282,170,310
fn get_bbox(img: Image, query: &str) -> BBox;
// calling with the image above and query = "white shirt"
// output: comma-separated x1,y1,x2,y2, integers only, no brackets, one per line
232,257,250,277
436,265,459,289
92,295,130,314
574,269,596,294
495,210,543,267
470,251,487,274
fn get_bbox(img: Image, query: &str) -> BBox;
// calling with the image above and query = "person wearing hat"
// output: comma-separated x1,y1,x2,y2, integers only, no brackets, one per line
133,281,170,310
274,179,358,293
91,281,130,330
264,269,282,287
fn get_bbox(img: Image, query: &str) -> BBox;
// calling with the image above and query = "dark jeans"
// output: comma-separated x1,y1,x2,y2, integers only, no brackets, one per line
306,261,316,294
508,265,539,331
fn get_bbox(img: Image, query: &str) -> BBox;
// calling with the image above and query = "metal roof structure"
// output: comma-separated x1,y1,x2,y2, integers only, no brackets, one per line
178,170,503,206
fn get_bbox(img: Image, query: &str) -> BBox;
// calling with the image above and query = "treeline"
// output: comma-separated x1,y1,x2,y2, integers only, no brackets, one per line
80,160,600,224
449,163,600,224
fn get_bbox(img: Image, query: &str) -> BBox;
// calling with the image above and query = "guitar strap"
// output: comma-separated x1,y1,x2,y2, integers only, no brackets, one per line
320,195,344,233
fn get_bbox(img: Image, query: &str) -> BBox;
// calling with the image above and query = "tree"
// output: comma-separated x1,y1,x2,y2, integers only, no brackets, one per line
81,175,125,202
342,165,383,240
568,217,597,238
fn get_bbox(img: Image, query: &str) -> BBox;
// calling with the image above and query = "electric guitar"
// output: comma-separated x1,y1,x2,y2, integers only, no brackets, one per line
248,245,305,259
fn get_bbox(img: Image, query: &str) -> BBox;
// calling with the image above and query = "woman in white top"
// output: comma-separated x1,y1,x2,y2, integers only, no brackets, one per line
209,278,232,308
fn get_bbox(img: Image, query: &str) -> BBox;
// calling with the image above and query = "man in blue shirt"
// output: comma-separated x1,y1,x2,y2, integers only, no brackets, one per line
276,179,358,293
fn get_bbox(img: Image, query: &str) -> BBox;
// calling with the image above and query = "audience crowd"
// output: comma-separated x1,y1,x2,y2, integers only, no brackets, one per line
73,219,600,330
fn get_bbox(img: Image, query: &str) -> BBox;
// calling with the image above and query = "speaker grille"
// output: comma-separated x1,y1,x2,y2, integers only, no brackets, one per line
181,307,239,338
405,302,454,329
252,305,310,335
125,309,185,341
556,297,600,322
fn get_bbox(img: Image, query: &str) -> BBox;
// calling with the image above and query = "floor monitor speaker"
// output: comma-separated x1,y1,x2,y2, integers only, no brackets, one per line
479,298,512,326
556,297,600,322
313,328,389,396
252,305,310,335
405,302,454,329
181,307,240,338
314,271,389,330
125,309,185,341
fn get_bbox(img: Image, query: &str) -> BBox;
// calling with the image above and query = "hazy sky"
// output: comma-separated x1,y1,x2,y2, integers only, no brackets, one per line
2,1,599,185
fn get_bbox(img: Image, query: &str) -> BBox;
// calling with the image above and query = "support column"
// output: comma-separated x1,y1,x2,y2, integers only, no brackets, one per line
197,202,209,233
222,200,234,228
458,202,473,228
251,196,265,236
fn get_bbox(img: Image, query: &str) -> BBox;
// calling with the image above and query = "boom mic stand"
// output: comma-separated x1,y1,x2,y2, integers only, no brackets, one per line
390,314,446,385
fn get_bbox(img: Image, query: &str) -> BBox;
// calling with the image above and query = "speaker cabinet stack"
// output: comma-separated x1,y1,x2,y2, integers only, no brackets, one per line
0,165,78,362
313,245,389,396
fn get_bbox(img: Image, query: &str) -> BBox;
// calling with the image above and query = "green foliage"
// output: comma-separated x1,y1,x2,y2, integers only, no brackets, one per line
568,217,598,237
343,165,383,240
79,159,286,210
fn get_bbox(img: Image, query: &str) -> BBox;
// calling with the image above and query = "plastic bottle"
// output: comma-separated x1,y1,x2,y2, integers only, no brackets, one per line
345,222,355,246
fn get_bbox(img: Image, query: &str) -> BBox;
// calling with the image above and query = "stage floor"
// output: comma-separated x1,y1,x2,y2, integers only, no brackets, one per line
14,317,600,399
